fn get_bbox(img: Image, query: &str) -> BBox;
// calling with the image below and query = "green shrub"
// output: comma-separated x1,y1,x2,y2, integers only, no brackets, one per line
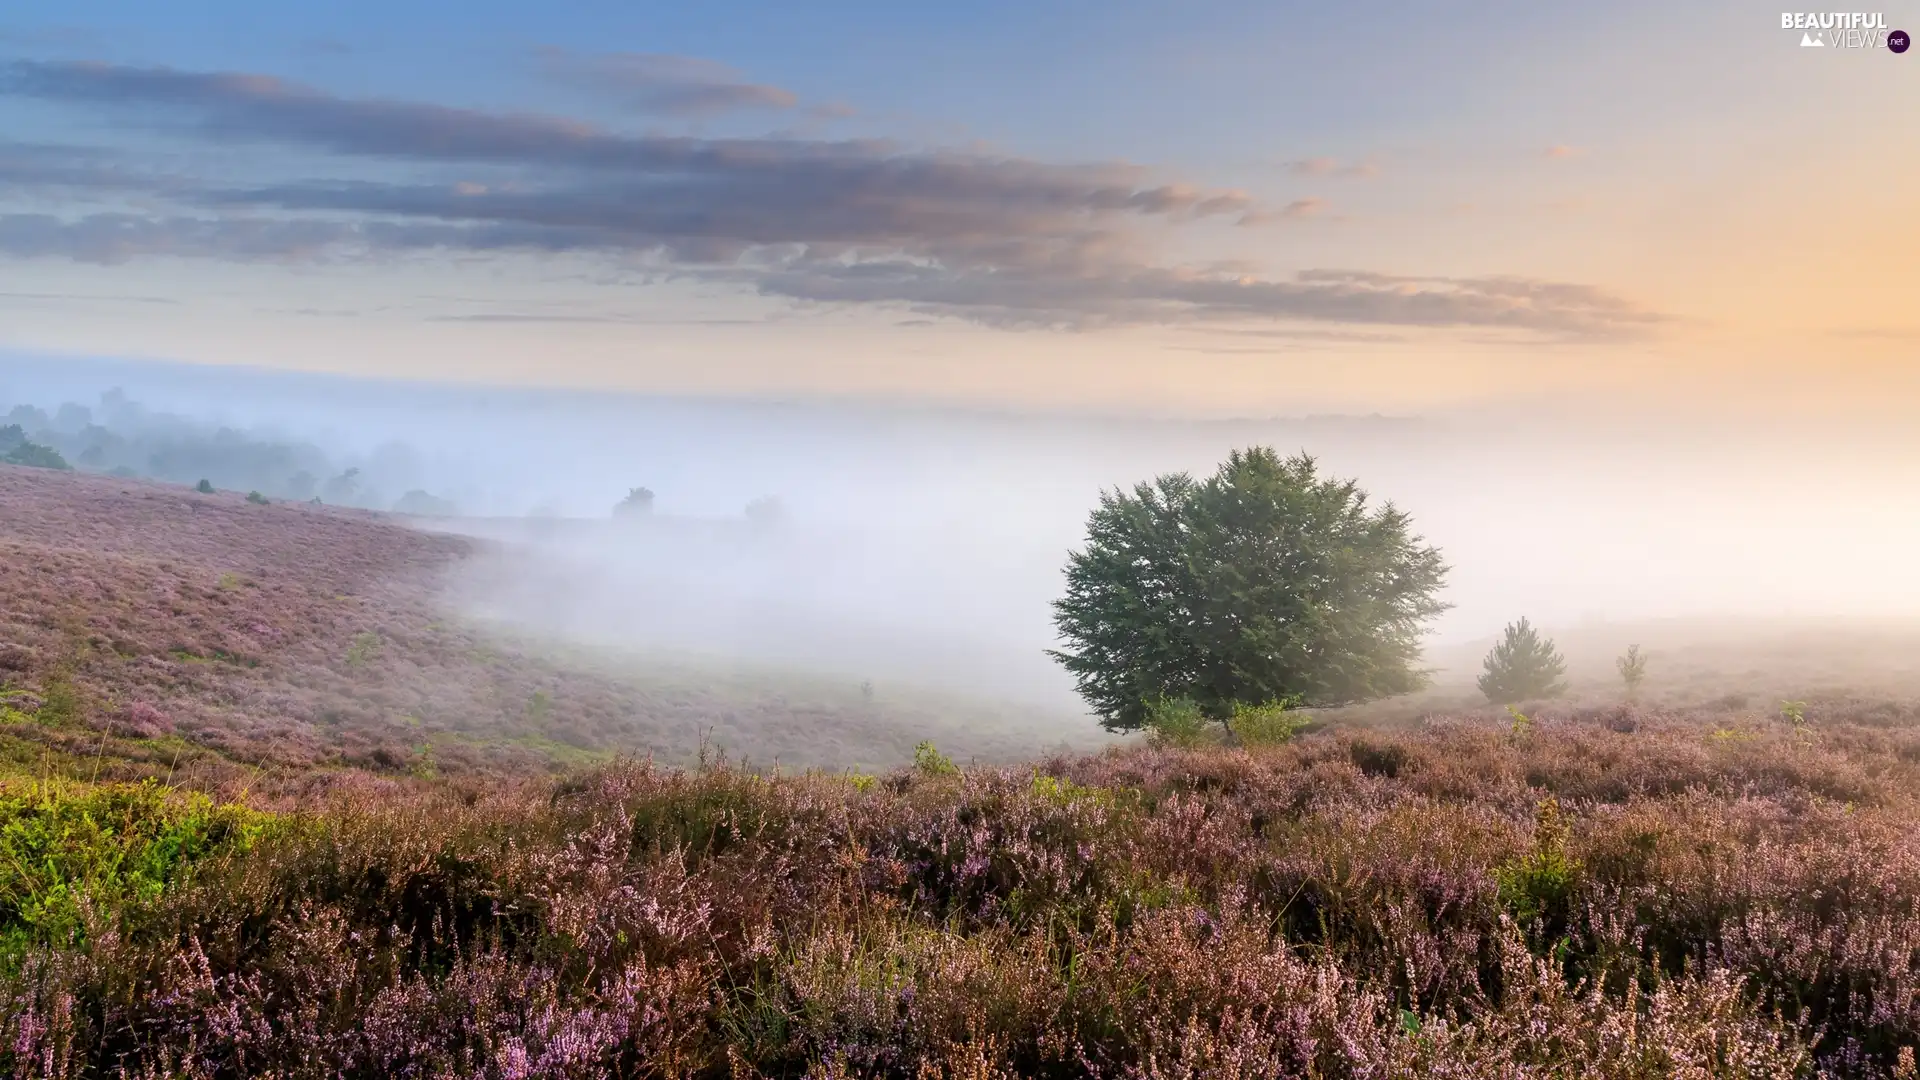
194,479,215,494
1496,796,1580,931
35,673,81,728
1030,771,1112,807
0,779,271,955
1507,704,1533,741
913,740,958,776
1142,696,1211,749
246,490,270,505
345,632,381,668
1229,699,1309,747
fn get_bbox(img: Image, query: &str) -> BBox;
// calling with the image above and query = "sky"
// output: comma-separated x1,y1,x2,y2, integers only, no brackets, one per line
0,0,1915,416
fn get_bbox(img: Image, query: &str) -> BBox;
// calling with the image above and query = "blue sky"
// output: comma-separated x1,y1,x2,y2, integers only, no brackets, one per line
0,0,1913,413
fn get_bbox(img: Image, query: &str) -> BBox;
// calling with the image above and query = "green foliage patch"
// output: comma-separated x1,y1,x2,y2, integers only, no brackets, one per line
0,780,272,957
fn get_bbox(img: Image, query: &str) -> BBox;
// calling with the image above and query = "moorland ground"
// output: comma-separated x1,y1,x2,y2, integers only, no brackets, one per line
6,697,1920,1077
5,462,1920,1077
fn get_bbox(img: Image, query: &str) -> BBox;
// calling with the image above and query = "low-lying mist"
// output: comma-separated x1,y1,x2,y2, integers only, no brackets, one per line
8,353,1920,710
431,513,1077,707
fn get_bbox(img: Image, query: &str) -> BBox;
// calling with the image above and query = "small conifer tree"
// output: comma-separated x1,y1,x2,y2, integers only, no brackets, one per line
1616,644,1648,699
1478,617,1568,704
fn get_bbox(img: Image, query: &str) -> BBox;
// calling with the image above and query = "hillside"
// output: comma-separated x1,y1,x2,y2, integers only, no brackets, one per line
0,465,1102,795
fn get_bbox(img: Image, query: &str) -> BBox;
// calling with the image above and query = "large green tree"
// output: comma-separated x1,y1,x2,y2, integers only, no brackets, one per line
1050,448,1450,731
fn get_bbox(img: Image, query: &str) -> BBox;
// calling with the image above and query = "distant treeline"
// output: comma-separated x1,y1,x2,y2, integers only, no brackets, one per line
1,389,460,515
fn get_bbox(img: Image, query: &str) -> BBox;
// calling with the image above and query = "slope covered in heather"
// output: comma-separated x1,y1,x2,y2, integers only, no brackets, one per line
0,465,1101,793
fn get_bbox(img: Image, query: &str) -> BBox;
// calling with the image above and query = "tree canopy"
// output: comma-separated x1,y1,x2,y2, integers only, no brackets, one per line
1050,447,1450,731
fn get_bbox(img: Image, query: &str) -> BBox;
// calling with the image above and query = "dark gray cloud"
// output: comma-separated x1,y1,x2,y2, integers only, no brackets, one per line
533,47,798,115
0,59,1663,338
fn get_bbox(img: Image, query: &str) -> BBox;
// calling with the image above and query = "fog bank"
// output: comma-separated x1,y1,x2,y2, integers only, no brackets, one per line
8,353,1919,709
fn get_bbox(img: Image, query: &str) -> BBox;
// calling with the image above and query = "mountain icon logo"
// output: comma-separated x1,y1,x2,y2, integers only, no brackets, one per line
1801,31,1825,46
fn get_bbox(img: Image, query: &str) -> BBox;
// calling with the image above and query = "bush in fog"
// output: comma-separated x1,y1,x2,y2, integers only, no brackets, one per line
745,494,786,528
321,467,361,504
613,486,654,516
1617,644,1648,698
1051,447,1449,731
3,405,48,431
194,478,215,494
0,424,24,453
1479,617,1569,703
1,442,70,471
392,489,458,517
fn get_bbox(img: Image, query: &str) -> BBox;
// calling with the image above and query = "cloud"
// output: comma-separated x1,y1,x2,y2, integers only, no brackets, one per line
533,47,798,115
742,263,1665,336
0,140,185,193
0,60,1662,339
1284,157,1379,179
427,312,630,324
0,289,179,305
0,210,1661,338
0,212,354,262
1232,197,1328,226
